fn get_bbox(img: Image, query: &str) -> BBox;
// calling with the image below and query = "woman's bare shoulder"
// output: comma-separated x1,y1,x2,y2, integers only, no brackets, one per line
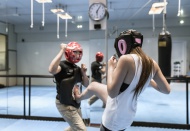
116,55,134,69
119,54,134,62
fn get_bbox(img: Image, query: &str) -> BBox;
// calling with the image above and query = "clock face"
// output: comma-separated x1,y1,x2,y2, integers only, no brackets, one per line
89,3,106,21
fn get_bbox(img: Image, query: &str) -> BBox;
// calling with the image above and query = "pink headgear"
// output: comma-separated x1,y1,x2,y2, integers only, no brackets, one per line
96,52,104,62
114,29,143,57
65,42,83,63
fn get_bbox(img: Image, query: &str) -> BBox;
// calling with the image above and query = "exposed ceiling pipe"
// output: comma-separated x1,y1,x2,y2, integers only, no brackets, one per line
65,19,68,37
57,14,59,39
42,2,45,27
30,0,33,28
65,5,68,37
177,0,181,16
5,0,8,33
152,14,155,33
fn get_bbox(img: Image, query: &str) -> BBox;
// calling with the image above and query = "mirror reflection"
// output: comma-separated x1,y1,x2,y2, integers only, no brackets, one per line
0,34,6,70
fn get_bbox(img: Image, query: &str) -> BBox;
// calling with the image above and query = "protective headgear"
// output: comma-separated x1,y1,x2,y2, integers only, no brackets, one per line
96,52,104,62
114,29,143,57
65,42,83,63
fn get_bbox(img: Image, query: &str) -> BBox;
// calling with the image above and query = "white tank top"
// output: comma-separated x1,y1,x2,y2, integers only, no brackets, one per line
102,54,153,130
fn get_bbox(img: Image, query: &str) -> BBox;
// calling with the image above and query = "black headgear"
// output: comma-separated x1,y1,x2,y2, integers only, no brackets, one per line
114,29,143,57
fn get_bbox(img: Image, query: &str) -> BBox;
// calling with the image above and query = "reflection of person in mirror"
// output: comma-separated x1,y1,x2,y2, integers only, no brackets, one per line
74,29,171,131
89,52,106,108
48,42,89,131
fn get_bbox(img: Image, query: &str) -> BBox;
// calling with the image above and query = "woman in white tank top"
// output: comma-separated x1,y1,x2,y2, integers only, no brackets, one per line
74,29,171,131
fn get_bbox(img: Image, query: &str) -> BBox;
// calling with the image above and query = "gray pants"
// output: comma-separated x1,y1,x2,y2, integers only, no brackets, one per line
56,99,86,131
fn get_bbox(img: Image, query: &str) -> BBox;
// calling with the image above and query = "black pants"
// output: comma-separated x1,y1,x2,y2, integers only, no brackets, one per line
100,124,125,131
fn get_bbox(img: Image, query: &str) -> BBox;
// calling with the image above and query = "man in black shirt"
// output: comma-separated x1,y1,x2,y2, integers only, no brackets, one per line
49,42,89,131
89,52,106,108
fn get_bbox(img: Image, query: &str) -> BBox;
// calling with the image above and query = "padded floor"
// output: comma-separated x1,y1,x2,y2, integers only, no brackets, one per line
0,82,190,130
0,118,189,131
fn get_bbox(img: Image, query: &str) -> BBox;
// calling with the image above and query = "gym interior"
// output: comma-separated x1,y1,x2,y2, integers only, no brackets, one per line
0,0,190,131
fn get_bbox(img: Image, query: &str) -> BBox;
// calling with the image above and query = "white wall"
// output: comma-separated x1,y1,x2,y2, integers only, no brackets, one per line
17,41,90,74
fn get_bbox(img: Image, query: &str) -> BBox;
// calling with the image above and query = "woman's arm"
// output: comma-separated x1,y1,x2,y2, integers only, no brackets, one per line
107,55,130,98
150,61,171,94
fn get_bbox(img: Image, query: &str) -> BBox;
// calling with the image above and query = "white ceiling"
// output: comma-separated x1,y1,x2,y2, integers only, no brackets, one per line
0,0,189,26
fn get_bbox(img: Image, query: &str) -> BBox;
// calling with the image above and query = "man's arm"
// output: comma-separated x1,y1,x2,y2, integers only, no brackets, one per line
49,43,66,75
81,64,89,87
99,63,106,74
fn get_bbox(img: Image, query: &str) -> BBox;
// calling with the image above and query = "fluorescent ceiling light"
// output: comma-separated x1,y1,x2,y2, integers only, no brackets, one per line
77,16,83,20
51,9,64,14
180,9,184,15
177,9,183,16
35,0,52,3
77,25,83,29
149,7,164,14
179,20,184,24
59,13,72,19
149,2,168,15
152,2,168,8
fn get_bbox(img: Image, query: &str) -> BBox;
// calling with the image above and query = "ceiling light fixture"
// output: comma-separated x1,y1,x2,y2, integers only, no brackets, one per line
71,16,76,24
39,1,52,27
51,5,72,19
77,25,83,29
179,20,184,24
51,9,64,14
77,16,83,20
180,9,184,15
51,5,72,38
58,13,72,19
35,0,52,3
51,4,65,14
149,2,168,15
51,4,65,39
149,1,168,33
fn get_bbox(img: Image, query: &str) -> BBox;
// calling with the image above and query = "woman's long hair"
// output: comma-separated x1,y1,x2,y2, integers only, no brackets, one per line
130,46,153,99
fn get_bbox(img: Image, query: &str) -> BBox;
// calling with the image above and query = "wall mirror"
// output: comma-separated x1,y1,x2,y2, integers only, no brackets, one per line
0,34,7,71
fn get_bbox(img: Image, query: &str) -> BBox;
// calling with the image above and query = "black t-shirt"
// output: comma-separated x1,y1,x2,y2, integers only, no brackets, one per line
91,61,103,83
54,60,82,108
